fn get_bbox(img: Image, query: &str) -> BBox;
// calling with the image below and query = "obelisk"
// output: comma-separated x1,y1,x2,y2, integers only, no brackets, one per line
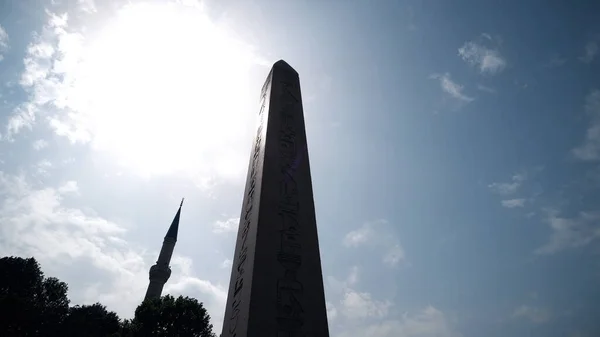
221,60,329,337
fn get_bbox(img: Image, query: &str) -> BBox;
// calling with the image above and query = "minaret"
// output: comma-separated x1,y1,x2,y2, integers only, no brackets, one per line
144,198,183,301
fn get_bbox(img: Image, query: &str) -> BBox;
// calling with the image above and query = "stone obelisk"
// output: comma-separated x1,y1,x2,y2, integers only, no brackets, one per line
221,60,330,337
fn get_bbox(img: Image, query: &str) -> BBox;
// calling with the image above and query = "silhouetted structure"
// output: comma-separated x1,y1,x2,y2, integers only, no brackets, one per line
144,199,183,301
221,60,330,336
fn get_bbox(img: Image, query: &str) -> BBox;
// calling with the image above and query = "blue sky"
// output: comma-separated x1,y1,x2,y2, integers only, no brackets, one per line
1,0,599,336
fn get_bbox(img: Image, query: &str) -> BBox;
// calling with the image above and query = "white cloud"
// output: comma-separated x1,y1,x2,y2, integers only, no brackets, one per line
512,305,552,324
212,217,239,234
535,209,600,255
338,306,462,337
0,24,8,61
174,0,205,9
327,301,338,321
430,73,474,102
163,256,228,332
501,198,525,208
458,40,506,74
341,289,392,319
32,139,49,150
5,3,268,189
476,84,496,94
326,265,362,296
572,89,600,160
347,265,359,285
579,41,598,64
0,171,225,328
77,0,97,13
343,219,407,267
383,244,405,266
220,258,232,269
488,173,527,195
543,54,567,68
58,180,79,194
20,13,64,88
3,12,68,141
343,223,374,247
326,275,346,294
34,159,53,176
6,103,37,141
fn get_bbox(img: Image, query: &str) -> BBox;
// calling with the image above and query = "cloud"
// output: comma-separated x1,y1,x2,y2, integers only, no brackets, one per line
32,139,49,150
543,54,567,68
476,84,497,94
77,0,97,13
572,89,600,160
6,103,37,141
458,40,506,74
4,12,67,140
20,13,65,88
383,244,405,266
326,265,362,296
347,265,359,285
343,223,374,247
512,305,552,324
4,4,268,189
338,306,462,337
326,267,399,333
341,289,392,319
212,217,239,234
163,256,228,332
488,173,527,195
219,258,232,269
0,24,8,61
34,159,53,176
501,198,525,208
58,180,79,194
327,301,338,321
579,41,598,64
430,73,474,103
535,209,600,255
0,171,225,328
343,219,406,267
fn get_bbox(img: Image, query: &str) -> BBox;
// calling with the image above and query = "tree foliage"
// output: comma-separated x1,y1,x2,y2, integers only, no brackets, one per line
63,303,121,337
130,295,216,337
0,256,69,336
0,256,217,337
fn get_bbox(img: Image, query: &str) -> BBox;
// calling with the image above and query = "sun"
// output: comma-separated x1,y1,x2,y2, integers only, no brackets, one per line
65,2,265,182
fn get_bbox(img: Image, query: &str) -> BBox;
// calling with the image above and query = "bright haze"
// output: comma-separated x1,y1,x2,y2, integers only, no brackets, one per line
0,1,599,336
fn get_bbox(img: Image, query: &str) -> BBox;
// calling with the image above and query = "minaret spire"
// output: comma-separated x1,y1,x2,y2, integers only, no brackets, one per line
165,199,183,241
144,199,184,301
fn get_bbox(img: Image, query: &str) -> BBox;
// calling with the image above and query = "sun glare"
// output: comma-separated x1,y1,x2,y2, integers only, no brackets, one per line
65,3,263,182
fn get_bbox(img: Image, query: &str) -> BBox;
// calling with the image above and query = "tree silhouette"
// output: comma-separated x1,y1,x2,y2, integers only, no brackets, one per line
130,295,216,337
63,303,121,337
1,256,217,337
0,257,69,336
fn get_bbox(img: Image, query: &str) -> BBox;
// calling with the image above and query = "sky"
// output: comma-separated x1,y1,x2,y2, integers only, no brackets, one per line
0,0,599,336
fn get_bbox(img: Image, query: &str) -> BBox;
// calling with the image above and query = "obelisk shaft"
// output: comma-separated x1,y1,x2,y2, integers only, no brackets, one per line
221,61,329,337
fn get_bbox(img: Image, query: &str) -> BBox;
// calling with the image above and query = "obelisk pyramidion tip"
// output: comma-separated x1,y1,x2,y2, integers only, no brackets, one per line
273,59,298,74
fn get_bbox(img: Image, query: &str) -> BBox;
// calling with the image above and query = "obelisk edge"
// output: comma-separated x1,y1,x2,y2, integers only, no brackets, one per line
273,59,298,75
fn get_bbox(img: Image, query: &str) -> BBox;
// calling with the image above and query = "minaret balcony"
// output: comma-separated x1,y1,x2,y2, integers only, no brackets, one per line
149,264,172,281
